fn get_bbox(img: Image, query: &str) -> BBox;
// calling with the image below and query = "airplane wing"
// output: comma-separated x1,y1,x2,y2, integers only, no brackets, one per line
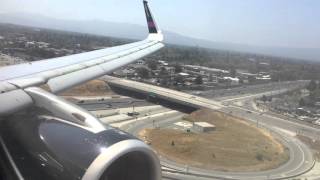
0,0,164,116
0,1,163,180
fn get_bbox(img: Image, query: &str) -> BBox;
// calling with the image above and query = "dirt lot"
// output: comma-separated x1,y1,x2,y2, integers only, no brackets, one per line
139,109,289,172
59,80,114,96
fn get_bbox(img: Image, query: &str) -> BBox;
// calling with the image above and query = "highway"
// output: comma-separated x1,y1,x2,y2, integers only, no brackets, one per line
118,108,314,180
85,77,319,179
194,81,307,101
74,96,152,111
103,76,223,110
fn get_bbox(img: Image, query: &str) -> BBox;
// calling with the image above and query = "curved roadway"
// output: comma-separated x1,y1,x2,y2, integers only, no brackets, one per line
122,111,314,180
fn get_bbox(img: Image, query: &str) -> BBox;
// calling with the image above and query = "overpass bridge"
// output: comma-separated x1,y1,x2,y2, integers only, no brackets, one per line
103,76,223,111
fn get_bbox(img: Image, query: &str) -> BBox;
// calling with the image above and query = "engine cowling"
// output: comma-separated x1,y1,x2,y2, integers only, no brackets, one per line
0,112,161,180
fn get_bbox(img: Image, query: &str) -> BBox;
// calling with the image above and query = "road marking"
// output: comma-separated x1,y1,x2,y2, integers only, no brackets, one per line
285,141,306,175
273,126,297,137
228,105,320,134
220,89,288,102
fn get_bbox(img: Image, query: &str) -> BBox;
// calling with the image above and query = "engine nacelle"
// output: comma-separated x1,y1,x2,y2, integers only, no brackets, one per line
0,113,161,180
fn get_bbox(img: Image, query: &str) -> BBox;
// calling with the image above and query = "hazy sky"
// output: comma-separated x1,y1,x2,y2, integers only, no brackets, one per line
1,0,320,48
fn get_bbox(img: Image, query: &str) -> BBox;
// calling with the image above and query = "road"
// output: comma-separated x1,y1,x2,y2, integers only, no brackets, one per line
84,78,319,179
120,110,314,180
104,76,223,110
81,95,315,180
76,97,153,111
192,81,307,101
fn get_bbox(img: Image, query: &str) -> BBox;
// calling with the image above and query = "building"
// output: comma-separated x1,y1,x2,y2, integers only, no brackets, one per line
313,119,320,126
113,68,136,78
178,72,190,77
174,121,193,131
136,60,145,65
193,122,216,132
158,60,168,66
223,77,240,86
183,65,229,76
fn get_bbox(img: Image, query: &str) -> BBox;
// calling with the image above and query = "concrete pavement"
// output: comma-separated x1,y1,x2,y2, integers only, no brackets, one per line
85,77,317,179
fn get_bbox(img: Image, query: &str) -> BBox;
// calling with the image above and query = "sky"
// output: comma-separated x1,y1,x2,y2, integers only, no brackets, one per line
1,0,320,49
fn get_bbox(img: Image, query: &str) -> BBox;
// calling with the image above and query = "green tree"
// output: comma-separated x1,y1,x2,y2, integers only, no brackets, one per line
174,64,183,74
195,75,203,85
136,67,149,79
261,95,267,103
310,89,320,99
208,73,214,82
229,67,236,78
299,98,306,107
147,60,158,70
307,80,318,92
159,67,168,77
174,76,184,84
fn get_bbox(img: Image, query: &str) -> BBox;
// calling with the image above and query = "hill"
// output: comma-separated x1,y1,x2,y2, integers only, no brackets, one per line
0,13,319,62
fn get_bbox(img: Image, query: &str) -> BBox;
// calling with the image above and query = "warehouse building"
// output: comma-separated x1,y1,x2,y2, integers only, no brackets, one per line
193,122,216,132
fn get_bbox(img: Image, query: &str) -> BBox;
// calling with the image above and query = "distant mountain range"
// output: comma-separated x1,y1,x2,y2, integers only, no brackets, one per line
0,13,319,62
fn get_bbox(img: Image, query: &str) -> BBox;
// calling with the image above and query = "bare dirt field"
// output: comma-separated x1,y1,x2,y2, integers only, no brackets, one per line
59,80,114,96
139,109,289,172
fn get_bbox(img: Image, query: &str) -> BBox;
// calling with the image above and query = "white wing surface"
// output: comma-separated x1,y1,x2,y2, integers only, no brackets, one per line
0,0,164,116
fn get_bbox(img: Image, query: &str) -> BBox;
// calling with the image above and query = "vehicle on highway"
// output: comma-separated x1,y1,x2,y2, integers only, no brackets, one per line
78,100,85,104
127,112,140,117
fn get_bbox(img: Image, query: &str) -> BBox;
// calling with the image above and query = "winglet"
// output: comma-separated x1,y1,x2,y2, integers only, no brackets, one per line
143,0,163,41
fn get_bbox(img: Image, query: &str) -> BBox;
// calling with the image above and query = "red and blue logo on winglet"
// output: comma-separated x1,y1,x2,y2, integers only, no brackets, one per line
143,1,158,34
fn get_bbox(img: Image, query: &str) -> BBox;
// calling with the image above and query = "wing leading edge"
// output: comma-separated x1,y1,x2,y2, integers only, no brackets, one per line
0,1,164,116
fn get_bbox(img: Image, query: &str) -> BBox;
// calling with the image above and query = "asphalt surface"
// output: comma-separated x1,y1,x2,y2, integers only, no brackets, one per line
77,97,152,111
190,81,307,101
85,79,317,179
104,76,223,110
81,81,320,180
215,89,320,140
122,110,314,180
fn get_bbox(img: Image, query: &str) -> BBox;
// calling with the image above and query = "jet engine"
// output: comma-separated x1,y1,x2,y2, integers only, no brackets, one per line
0,112,161,180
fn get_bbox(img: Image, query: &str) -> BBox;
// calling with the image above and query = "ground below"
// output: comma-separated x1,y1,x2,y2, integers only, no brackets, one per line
59,80,114,96
139,109,289,172
298,135,320,161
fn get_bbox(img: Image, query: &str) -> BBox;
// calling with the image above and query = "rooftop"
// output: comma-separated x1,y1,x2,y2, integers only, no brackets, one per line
195,122,215,128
